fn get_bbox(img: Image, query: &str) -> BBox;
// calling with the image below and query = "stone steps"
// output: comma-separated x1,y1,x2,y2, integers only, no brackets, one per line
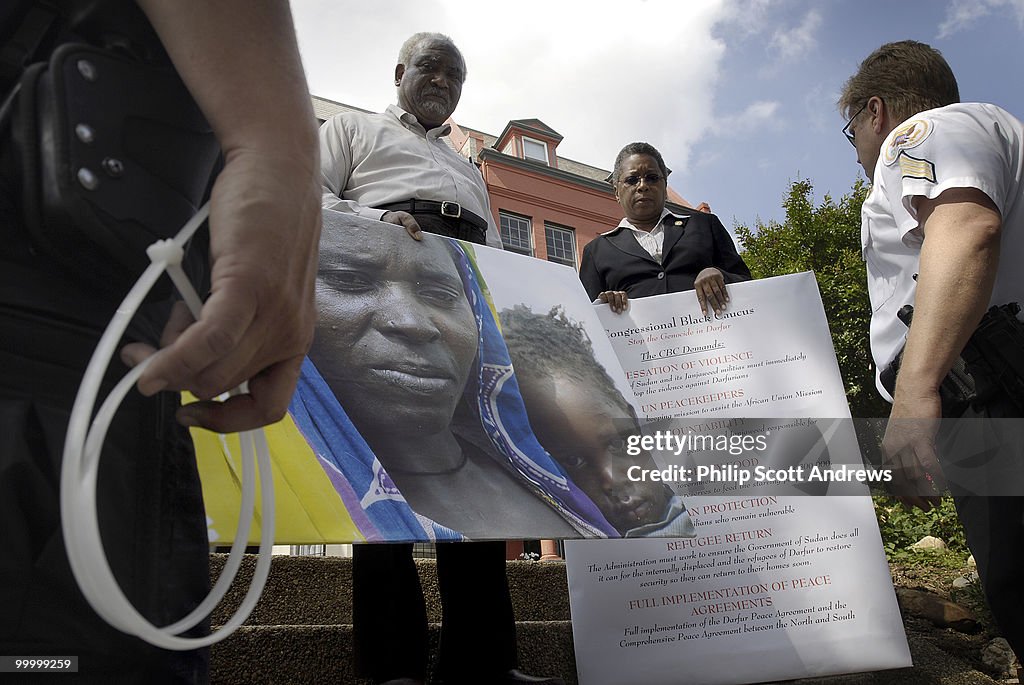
210,621,577,685
209,554,576,684
209,554,571,626
207,554,1005,685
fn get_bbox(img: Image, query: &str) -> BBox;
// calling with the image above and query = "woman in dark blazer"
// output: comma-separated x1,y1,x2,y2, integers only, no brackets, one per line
579,142,751,315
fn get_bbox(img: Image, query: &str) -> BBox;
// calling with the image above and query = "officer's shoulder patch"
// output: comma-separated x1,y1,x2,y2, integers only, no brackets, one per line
896,151,937,183
883,118,933,166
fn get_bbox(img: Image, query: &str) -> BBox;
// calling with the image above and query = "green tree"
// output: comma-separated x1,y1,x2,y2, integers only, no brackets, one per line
734,178,889,419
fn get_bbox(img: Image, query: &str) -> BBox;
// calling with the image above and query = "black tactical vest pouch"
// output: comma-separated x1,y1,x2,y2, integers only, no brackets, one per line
12,41,219,298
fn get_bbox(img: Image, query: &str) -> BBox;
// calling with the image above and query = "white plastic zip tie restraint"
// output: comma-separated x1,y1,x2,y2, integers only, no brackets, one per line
60,202,275,650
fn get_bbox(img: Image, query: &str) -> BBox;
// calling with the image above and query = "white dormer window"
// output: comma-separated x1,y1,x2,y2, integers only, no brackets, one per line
522,136,549,165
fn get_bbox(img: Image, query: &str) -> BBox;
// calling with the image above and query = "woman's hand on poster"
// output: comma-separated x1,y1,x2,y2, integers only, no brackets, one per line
694,267,728,316
597,290,629,314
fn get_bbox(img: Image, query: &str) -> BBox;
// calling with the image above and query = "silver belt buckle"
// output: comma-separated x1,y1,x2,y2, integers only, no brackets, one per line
440,201,462,219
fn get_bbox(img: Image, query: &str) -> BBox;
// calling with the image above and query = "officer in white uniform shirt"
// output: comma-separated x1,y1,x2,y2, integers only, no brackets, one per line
861,104,1024,395
840,40,1023,662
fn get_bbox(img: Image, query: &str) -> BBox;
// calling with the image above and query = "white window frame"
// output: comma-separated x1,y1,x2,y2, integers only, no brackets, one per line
500,211,534,256
544,222,577,268
521,136,549,165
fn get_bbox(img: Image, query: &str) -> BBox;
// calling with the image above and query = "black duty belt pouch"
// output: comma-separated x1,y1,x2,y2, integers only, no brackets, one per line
963,303,1024,413
13,42,219,299
881,303,1024,417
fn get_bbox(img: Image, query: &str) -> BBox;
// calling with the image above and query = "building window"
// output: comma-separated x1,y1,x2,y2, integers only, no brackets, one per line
500,211,533,256
412,543,437,559
291,544,326,556
521,136,549,165
545,223,577,267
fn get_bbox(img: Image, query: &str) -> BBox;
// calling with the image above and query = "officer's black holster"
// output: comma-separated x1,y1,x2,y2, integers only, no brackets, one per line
5,40,219,299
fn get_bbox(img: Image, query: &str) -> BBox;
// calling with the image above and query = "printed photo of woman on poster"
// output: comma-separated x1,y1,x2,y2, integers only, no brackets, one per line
290,217,620,541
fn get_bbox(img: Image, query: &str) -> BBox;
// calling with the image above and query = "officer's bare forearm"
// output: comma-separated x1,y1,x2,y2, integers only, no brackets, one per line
135,0,317,164
896,189,1001,395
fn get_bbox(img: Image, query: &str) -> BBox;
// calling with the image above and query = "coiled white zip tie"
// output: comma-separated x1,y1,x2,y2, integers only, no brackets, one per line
60,202,275,649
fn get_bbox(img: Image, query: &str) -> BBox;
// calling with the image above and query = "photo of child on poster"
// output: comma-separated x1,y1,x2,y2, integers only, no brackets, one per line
500,304,694,538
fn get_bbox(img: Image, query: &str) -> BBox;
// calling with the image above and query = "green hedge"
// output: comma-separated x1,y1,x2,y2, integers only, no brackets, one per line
873,494,968,560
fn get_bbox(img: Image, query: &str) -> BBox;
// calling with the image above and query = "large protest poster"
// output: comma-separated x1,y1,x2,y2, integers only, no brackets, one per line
565,273,911,685
193,211,649,544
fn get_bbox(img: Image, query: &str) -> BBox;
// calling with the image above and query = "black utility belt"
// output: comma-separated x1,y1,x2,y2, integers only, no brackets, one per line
881,302,1024,416
376,199,488,231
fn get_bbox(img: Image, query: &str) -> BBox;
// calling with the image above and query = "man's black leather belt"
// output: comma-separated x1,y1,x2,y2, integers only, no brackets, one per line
376,199,488,230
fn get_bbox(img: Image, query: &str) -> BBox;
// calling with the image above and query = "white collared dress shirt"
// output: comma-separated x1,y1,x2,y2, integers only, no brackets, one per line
606,208,688,262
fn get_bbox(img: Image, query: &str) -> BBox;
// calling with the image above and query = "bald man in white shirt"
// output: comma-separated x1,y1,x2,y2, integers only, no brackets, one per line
319,34,501,250
318,32,563,685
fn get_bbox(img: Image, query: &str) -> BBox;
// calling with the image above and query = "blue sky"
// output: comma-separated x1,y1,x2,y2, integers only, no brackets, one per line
292,0,1024,240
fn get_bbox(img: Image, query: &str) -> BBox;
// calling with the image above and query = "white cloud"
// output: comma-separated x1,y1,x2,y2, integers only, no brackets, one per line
721,5,823,78
937,0,1024,37
768,8,822,61
693,149,724,169
937,1,993,37
291,0,733,171
717,0,777,38
715,100,781,136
